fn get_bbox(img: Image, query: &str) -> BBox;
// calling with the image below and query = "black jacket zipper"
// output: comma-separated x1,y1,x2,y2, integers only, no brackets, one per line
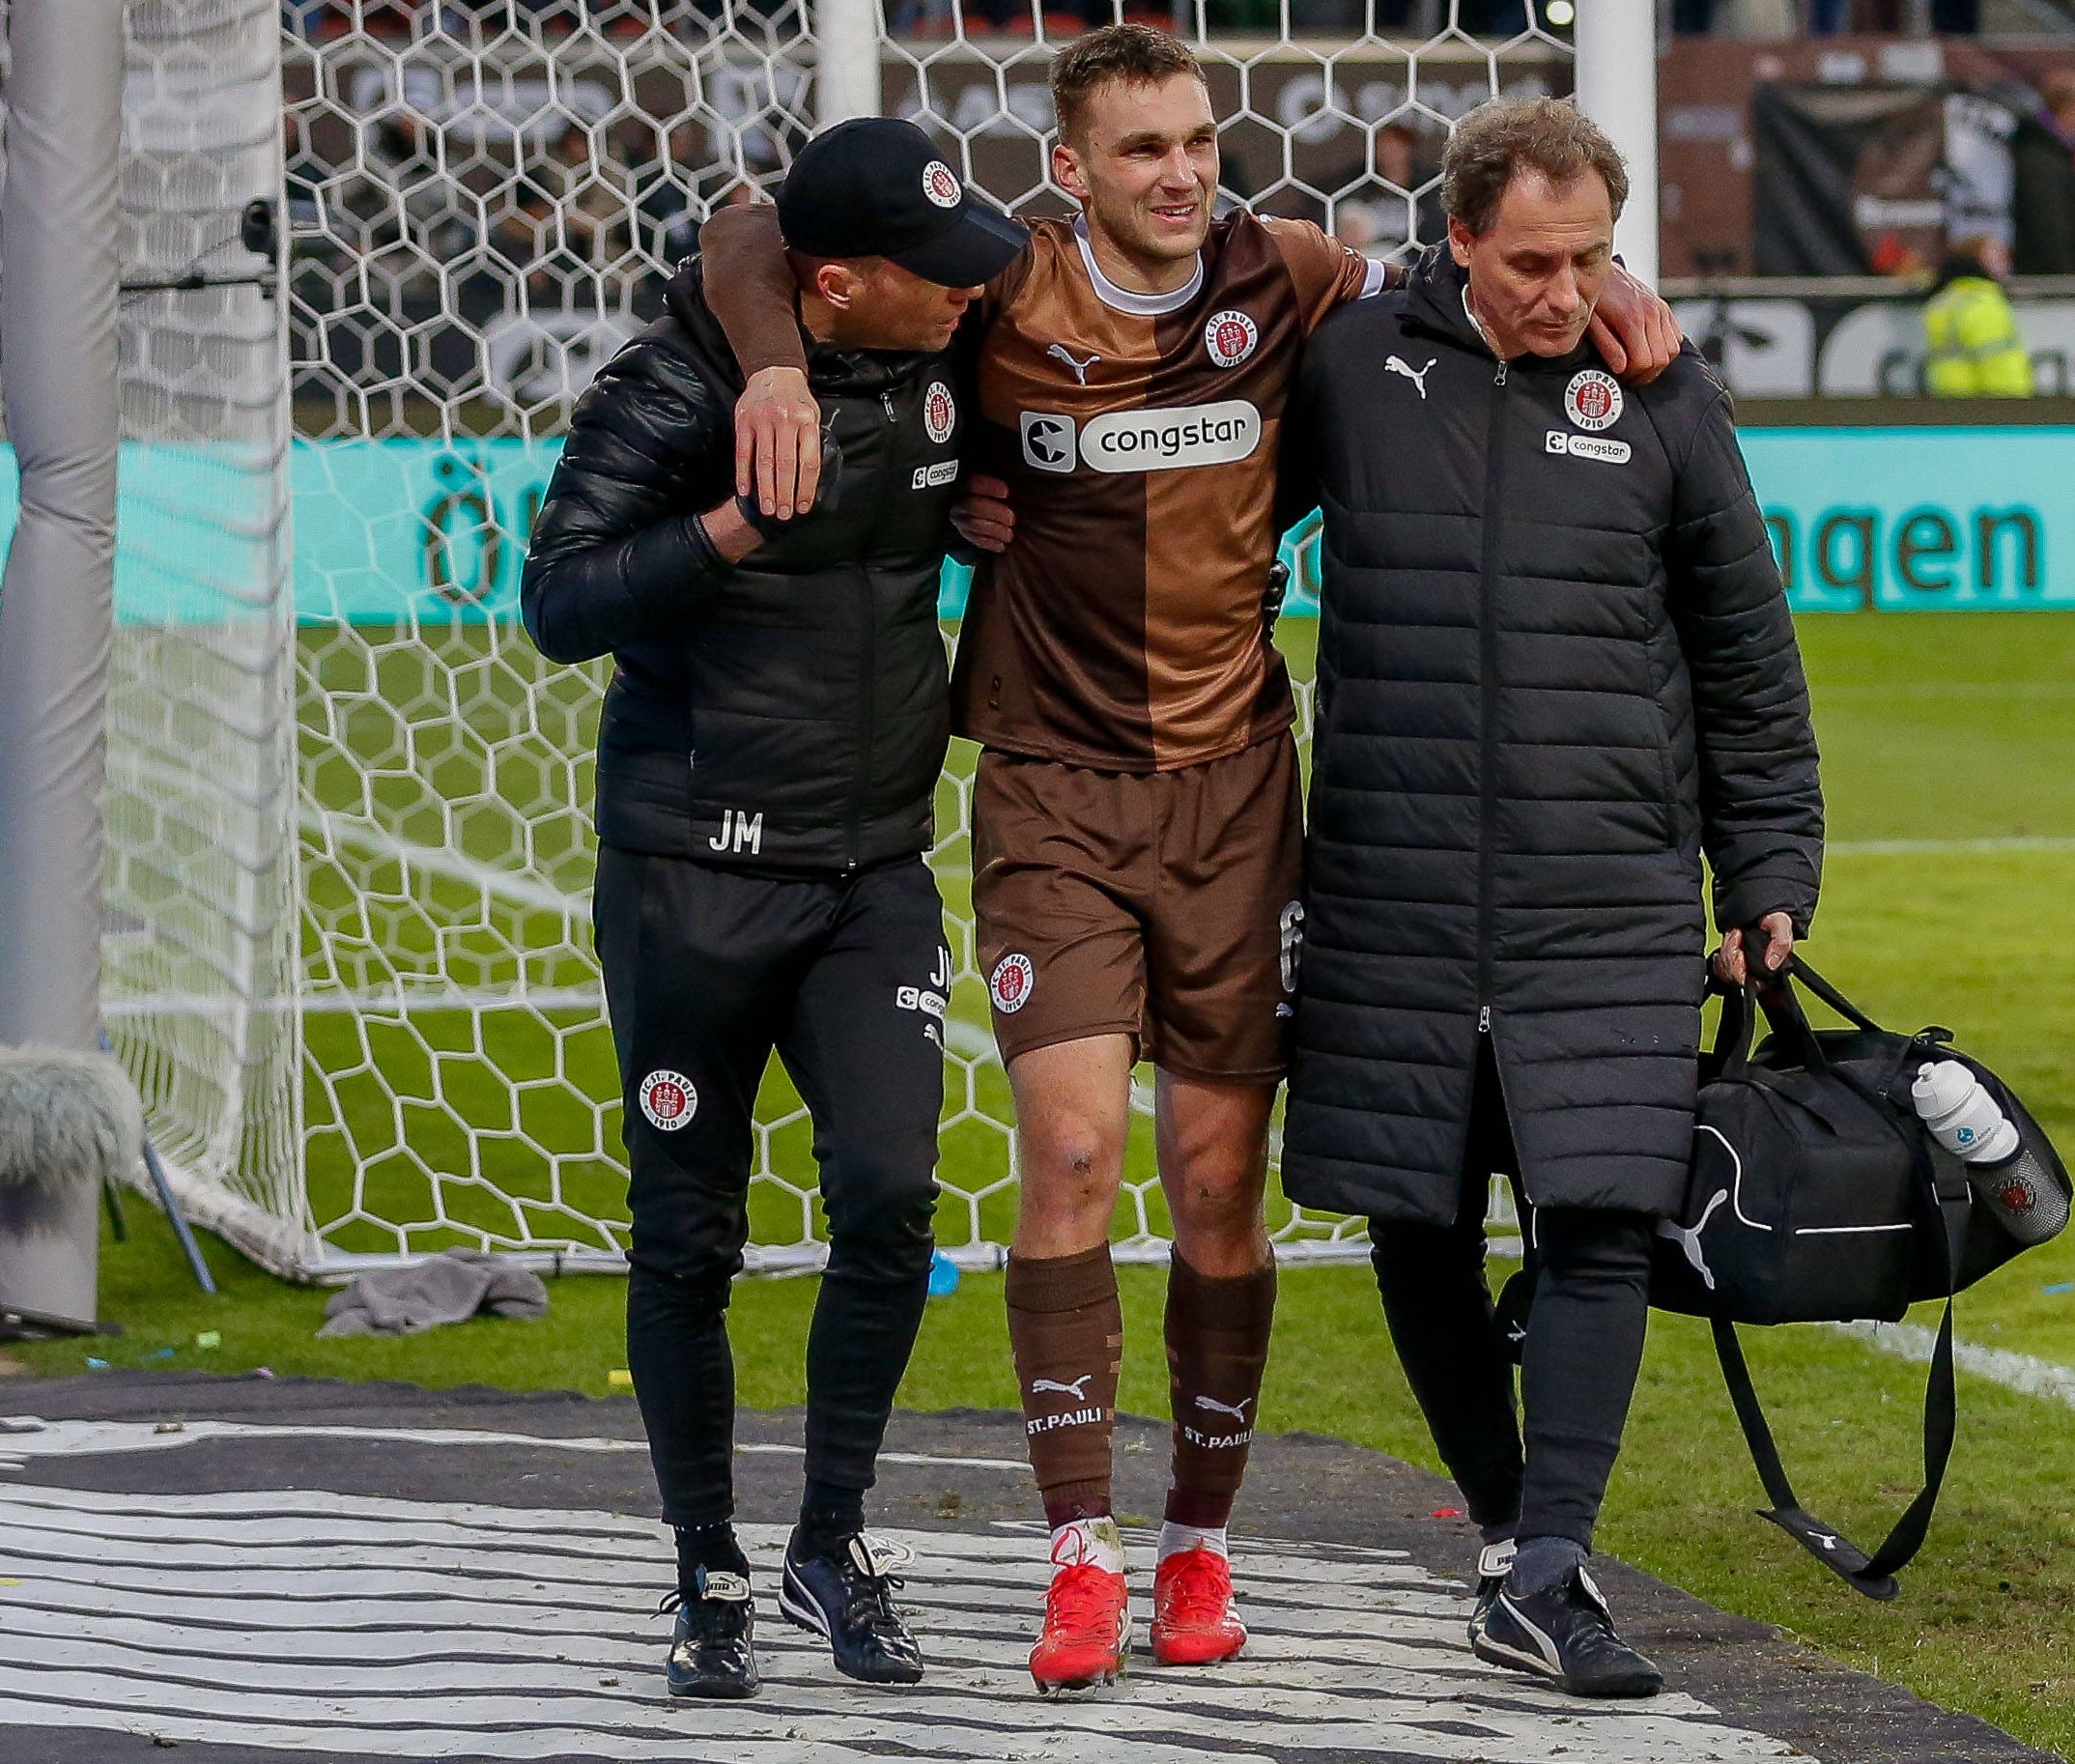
844,389,902,869
1476,356,1508,1018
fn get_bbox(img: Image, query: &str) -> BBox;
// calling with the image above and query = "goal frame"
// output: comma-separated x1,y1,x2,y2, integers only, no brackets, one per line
49,0,1653,1282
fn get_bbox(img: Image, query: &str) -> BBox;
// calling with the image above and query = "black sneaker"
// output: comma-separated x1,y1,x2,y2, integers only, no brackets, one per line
780,1531,924,1686
1468,1539,1517,1641
1470,1563,1663,1698
661,1565,758,1699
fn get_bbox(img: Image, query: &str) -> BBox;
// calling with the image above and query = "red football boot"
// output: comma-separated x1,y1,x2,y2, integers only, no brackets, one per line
1029,1525,1130,1693
1150,1546,1247,1666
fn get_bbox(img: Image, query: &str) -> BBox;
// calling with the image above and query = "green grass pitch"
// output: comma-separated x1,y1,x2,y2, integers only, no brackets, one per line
12,607,2073,1753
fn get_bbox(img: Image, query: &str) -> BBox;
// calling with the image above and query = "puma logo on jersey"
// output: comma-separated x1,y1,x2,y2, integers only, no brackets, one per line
1385,355,1436,399
1192,1393,1254,1421
1032,1375,1094,1402
1046,343,1099,384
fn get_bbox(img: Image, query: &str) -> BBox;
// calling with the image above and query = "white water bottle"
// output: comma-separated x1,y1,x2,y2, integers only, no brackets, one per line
1912,1061,2068,1245
1911,1061,2019,1164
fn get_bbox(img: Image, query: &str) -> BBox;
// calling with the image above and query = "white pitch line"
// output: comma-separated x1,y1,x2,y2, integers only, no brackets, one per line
0,1493,1807,1764
1828,835,2075,855
1813,680,2075,698
1833,1320,2075,1408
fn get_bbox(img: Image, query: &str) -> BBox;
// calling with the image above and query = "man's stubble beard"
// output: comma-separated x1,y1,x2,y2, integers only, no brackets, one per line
1084,177,1213,273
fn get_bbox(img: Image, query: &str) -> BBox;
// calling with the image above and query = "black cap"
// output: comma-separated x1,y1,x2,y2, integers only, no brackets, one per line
778,118,1028,289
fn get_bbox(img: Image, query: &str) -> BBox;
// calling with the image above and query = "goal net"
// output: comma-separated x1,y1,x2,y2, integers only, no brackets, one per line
107,0,1569,1278
103,0,303,1273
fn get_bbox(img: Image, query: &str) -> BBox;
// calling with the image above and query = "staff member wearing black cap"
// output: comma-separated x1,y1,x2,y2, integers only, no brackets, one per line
522,120,1027,1701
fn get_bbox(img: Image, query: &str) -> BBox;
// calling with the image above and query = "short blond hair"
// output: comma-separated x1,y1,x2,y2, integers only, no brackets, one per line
1050,24,1207,147
1441,96,1629,236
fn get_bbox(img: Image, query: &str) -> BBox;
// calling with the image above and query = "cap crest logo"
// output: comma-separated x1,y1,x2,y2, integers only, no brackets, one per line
1205,308,1259,368
924,381,956,444
922,160,962,209
1564,368,1623,432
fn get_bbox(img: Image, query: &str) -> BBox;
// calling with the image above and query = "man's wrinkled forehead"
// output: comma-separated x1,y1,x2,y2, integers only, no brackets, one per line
1482,167,1613,249
1075,71,1213,150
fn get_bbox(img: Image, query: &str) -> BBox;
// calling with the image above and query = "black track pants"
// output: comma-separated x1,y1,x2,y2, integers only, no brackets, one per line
1368,1038,1654,1549
595,846,948,1528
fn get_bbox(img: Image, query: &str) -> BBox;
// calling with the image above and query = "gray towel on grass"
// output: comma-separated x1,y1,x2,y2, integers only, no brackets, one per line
318,1249,549,1337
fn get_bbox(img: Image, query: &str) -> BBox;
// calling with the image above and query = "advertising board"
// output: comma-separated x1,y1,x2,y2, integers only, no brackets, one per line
3,430,2067,625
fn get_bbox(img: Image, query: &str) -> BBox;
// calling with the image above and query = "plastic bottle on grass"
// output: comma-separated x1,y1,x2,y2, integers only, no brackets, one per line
927,1250,960,1297
1912,1061,2068,1245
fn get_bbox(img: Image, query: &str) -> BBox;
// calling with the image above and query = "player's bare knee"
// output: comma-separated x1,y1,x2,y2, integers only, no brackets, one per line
1019,1112,1123,1186
1025,1151,1119,1216
1166,1163,1268,1250
1177,1183,1260,1236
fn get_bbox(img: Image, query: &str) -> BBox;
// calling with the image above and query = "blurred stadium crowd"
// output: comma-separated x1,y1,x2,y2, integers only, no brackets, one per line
274,1,2075,429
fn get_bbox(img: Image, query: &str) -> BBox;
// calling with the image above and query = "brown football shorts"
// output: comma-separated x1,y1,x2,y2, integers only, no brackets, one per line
971,732,1305,1084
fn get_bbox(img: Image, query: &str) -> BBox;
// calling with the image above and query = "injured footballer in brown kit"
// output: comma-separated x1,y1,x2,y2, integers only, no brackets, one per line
699,22,1684,1697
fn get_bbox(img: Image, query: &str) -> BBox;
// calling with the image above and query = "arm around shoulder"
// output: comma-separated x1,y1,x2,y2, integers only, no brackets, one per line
699,203,810,379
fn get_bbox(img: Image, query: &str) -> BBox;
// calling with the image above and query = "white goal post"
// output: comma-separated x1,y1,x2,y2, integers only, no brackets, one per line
70,0,1653,1280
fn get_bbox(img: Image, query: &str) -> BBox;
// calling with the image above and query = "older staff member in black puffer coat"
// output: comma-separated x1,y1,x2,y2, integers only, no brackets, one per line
1280,98,1822,1699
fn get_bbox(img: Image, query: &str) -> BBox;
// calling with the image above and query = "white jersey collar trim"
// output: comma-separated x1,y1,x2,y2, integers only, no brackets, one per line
1072,215,1204,316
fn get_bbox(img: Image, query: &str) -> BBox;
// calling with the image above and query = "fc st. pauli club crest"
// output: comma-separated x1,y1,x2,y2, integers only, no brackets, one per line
1205,308,1258,368
1564,368,1623,432
640,1069,697,1130
924,381,956,445
989,953,1035,1014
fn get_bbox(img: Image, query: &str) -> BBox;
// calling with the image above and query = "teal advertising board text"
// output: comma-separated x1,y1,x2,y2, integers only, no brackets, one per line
0,429,2067,622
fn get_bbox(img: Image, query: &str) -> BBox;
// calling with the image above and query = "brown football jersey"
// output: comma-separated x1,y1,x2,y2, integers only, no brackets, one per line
953,212,1377,772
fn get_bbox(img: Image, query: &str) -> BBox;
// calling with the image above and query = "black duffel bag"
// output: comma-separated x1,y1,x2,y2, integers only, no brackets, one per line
1649,945,2069,1600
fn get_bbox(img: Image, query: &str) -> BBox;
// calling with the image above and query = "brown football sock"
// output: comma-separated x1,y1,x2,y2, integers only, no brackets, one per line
1164,1252,1277,1529
1006,1243,1123,1528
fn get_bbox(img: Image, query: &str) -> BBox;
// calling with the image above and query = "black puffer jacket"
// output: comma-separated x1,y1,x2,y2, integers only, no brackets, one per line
522,258,961,873
1281,252,1823,1225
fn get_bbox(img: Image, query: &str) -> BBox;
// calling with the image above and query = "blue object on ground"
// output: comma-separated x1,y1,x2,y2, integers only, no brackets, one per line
2044,1282,2073,1295
926,1251,960,1298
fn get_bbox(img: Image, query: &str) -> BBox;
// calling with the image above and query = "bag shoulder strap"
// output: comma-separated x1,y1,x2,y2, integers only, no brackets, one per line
1777,954,1885,1037
1709,1306,1957,1601
1708,975,1754,1077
